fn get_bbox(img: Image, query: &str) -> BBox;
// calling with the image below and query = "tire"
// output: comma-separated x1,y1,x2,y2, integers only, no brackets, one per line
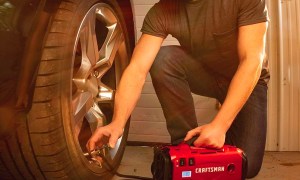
0,0,133,179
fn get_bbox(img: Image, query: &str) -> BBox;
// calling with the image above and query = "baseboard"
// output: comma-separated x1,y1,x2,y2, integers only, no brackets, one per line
127,141,170,147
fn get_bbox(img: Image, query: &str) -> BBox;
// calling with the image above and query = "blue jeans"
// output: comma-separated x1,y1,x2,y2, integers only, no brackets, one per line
149,46,267,178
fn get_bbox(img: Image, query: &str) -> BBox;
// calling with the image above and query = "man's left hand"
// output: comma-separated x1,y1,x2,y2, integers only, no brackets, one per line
184,123,226,149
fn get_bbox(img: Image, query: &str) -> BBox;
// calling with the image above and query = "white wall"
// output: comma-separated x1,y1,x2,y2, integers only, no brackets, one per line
266,0,300,151
278,0,300,151
265,0,280,151
128,0,218,143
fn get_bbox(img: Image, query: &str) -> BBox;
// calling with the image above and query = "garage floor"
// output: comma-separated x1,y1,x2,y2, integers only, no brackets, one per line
113,146,300,180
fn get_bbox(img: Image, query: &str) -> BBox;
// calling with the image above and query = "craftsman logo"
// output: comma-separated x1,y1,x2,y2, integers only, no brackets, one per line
195,166,225,173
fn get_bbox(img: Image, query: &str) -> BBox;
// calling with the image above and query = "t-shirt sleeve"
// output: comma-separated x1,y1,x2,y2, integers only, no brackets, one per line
141,3,168,38
238,0,269,27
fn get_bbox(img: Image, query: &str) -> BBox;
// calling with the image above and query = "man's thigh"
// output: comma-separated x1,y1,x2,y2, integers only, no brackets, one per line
152,45,220,98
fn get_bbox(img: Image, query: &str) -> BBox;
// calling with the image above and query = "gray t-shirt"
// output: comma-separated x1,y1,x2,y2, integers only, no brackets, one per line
141,0,269,81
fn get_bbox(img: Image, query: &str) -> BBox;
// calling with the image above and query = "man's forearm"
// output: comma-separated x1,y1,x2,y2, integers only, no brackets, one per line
212,22,268,133
212,59,262,132
111,64,147,128
109,34,164,129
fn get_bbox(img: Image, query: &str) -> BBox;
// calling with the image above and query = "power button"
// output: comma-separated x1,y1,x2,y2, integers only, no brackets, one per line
179,158,186,166
189,158,195,166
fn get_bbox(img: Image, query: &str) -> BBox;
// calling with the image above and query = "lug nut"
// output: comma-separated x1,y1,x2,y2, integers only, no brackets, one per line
94,71,99,77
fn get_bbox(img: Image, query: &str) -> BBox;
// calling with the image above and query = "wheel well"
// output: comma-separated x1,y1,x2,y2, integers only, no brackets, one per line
117,0,136,53
17,0,136,110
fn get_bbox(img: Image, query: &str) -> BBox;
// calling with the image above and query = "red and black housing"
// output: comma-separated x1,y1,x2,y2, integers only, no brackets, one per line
152,143,247,180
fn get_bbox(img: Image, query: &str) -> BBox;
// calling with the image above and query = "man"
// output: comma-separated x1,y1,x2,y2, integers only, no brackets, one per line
87,0,269,178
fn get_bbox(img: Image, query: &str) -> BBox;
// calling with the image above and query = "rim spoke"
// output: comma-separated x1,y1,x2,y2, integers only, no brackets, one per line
81,11,99,67
72,92,94,135
96,84,115,103
73,10,99,91
85,76,100,98
109,137,122,159
85,103,105,133
100,25,124,67
100,24,124,65
96,20,124,75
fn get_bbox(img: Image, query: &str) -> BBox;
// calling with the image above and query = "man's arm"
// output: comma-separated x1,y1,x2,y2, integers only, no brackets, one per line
184,22,268,148
86,34,164,151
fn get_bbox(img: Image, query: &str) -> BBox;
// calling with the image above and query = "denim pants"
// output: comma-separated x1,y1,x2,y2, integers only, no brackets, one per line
149,46,267,178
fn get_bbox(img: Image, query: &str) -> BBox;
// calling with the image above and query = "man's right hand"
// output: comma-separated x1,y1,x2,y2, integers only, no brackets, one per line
86,34,164,153
86,122,124,152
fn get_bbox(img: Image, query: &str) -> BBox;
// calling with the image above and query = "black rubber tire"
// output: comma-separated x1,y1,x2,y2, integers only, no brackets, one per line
0,0,133,179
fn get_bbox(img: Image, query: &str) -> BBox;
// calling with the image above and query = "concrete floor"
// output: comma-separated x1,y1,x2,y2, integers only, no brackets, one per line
113,146,300,180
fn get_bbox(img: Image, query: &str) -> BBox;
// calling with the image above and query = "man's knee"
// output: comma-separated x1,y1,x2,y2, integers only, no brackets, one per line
154,45,183,62
246,156,264,178
150,46,185,81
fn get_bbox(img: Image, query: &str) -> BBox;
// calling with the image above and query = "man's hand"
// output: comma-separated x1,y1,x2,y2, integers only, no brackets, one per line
184,123,226,149
86,122,123,152
86,34,163,153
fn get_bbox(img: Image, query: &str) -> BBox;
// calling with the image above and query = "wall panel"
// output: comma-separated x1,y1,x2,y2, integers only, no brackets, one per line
278,0,300,151
265,0,280,151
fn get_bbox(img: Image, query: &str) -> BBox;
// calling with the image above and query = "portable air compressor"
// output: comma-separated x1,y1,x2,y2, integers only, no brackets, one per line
151,143,247,180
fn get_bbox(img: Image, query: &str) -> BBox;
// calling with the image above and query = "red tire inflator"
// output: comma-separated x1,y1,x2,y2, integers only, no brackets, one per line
151,143,247,180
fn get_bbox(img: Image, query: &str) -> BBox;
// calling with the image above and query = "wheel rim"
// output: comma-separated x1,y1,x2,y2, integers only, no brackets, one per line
71,3,128,164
